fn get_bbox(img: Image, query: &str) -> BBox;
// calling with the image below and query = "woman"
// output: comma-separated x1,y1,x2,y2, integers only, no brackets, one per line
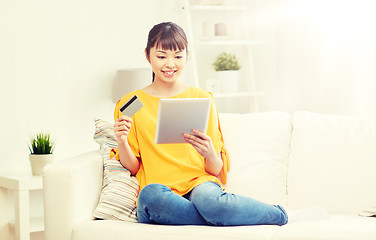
113,22,288,226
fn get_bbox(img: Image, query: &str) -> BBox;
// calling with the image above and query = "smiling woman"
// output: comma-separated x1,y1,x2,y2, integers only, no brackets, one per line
111,22,288,226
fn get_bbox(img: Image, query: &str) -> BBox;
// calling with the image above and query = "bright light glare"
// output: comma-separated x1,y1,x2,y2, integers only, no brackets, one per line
280,1,376,37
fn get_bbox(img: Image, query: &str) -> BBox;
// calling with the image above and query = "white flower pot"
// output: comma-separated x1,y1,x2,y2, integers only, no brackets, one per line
217,70,239,93
29,154,54,176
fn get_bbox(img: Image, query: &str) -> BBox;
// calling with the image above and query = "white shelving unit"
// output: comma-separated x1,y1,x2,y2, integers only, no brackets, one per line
9,216,44,233
196,40,266,45
213,91,266,98
183,0,266,112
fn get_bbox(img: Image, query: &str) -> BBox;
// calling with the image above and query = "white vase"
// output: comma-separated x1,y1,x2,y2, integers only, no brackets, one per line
217,70,239,93
29,154,54,176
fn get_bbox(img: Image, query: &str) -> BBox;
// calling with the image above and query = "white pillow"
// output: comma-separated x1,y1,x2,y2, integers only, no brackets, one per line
288,111,376,213
93,119,139,222
219,112,291,207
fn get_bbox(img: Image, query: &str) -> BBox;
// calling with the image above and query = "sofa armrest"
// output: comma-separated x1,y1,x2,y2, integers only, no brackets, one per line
43,151,103,240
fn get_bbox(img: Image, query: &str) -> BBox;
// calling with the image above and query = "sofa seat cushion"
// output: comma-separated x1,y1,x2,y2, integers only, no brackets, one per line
219,112,291,207
72,220,281,240
274,214,376,240
288,111,376,213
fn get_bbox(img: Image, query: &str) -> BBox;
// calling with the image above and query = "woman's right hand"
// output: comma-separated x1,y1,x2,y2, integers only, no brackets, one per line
114,115,133,144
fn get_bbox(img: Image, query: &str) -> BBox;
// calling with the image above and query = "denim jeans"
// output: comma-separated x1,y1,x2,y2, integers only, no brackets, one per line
137,182,288,226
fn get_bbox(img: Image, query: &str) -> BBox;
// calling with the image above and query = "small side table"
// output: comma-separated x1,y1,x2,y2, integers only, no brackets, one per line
0,175,44,240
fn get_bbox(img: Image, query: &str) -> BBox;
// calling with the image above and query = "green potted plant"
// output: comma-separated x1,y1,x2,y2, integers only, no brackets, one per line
28,132,55,176
212,52,242,93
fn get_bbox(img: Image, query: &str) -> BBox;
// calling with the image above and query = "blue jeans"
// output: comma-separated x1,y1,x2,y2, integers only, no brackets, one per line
137,182,288,226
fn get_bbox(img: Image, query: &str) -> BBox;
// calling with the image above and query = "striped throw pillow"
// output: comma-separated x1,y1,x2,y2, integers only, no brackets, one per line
93,119,139,222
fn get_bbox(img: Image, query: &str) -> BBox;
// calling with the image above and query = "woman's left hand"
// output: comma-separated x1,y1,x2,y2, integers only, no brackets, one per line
184,129,223,176
183,129,217,160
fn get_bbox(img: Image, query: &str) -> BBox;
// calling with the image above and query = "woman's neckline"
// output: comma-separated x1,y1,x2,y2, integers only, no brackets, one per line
139,86,193,99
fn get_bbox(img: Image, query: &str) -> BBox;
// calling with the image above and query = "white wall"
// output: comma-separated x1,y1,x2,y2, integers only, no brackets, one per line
248,0,376,115
3,0,374,176
0,0,188,175
0,1,186,239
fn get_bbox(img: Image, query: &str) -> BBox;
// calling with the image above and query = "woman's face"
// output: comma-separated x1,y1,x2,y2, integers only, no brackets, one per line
147,46,187,84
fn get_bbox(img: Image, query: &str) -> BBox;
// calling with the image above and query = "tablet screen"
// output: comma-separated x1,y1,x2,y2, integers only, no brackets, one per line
155,98,212,144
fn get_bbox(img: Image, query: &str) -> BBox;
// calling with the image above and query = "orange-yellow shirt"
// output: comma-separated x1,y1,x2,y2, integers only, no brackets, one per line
112,87,229,196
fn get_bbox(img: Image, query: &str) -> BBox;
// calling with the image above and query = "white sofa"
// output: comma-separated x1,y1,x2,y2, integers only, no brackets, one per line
44,111,376,240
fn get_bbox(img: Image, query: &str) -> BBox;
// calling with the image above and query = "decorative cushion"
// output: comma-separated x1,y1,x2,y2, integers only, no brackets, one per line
93,119,139,222
219,112,291,207
288,111,376,213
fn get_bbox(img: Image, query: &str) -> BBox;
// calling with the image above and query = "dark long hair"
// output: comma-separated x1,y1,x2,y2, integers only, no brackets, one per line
145,22,188,82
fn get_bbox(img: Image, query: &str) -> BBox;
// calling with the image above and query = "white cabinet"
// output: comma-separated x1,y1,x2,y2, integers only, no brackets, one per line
183,0,266,112
0,175,44,240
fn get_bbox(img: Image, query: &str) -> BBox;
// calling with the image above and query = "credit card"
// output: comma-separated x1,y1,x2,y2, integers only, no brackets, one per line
120,95,143,117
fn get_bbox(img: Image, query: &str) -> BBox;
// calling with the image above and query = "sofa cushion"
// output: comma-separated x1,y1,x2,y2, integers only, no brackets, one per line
274,214,376,240
288,111,376,213
72,220,281,240
219,112,291,207
93,119,139,222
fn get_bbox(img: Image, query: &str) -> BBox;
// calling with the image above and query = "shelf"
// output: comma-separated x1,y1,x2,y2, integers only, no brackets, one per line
190,5,246,11
213,91,266,98
197,40,266,45
9,216,44,233
0,175,43,191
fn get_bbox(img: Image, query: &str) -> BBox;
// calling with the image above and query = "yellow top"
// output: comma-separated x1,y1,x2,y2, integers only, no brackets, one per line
111,86,229,196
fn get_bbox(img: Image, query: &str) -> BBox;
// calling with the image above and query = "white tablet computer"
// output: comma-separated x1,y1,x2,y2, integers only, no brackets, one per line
155,98,212,144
